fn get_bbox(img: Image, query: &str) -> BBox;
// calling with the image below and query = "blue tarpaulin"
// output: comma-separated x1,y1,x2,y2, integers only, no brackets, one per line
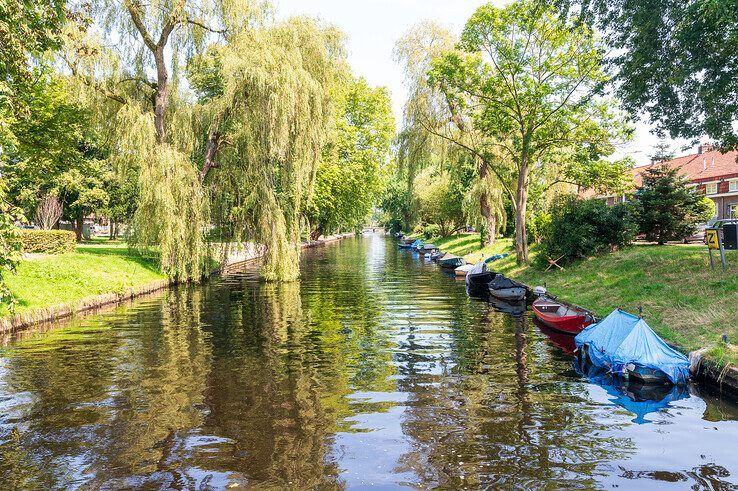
575,309,690,385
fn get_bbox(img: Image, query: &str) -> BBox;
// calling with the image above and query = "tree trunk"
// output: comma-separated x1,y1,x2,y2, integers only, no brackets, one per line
310,227,322,241
74,217,83,243
109,220,117,240
153,47,168,144
514,162,530,264
480,191,496,245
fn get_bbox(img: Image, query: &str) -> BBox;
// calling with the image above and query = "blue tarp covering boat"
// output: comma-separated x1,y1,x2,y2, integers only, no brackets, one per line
575,309,690,385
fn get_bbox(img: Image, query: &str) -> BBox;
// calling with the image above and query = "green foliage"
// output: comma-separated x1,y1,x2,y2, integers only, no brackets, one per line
19,230,76,254
562,0,738,150
307,77,395,238
414,169,465,237
634,166,714,245
378,177,414,232
422,224,440,240
0,186,24,310
538,196,637,265
429,0,629,263
204,17,347,281
0,0,66,144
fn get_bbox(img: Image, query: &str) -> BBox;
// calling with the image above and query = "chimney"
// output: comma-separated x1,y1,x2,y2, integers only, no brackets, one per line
698,143,714,154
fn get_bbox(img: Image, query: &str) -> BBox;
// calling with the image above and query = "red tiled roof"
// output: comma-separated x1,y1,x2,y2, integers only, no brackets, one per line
647,148,738,183
582,148,738,198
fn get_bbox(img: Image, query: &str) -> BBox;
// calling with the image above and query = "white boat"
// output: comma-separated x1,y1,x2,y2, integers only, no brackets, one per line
454,264,474,277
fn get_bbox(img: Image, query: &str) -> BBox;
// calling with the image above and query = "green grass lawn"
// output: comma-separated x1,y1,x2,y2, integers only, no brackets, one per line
4,240,166,317
431,233,738,364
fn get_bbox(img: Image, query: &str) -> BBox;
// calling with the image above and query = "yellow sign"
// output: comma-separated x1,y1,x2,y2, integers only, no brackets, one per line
706,229,720,250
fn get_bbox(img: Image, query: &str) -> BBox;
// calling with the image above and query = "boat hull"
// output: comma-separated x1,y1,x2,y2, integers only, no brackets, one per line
488,287,527,302
439,259,465,269
532,298,593,334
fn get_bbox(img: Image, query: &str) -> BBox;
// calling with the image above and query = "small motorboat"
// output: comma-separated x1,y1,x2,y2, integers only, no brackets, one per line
488,275,527,302
465,261,496,290
398,238,415,249
413,240,425,252
420,243,437,254
532,296,595,335
454,264,474,277
439,253,465,270
430,250,444,261
575,309,690,386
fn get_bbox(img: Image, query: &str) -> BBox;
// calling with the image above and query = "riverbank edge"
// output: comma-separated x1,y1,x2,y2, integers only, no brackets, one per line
424,238,738,399
0,232,357,337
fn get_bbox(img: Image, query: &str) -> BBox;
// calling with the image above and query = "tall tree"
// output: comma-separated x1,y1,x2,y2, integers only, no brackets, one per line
635,166,714,245
395,22,506,244
195,17,347,280
559,0,738,150
0,0,66,147
306,78,395,240
430,1,628,263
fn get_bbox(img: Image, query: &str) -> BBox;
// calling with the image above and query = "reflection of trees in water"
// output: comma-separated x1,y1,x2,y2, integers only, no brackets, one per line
196,281,344,488
0,286,212,488
396,305,634,488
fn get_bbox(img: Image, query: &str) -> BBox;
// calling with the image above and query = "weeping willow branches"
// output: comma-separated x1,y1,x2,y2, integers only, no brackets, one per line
202,17,346,281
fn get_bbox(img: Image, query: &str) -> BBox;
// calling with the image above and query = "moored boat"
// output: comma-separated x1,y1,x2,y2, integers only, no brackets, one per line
430,250,444,261
465,261,496,290
532,296,595,334
454,264,474,277
398,237,415,249
413,240,425,251
439,253,465,270
488,275,527,302
575,309,690,386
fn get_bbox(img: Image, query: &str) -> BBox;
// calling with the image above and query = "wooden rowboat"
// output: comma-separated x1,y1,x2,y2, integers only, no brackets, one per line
532,296,594,335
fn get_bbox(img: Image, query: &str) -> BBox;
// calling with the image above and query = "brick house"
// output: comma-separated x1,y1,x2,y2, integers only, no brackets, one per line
592,144,738,219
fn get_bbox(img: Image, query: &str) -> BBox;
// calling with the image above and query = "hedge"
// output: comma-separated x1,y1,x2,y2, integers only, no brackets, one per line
20,230,77,254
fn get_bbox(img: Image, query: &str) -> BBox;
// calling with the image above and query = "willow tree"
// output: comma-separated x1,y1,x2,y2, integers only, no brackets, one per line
430,1,628,263
195,18,346,281
395,22,506,244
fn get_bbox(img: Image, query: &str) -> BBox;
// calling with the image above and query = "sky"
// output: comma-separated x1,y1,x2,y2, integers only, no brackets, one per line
275,0,695,165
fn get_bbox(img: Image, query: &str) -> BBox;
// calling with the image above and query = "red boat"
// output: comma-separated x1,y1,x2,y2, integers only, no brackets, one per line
532,297,595,334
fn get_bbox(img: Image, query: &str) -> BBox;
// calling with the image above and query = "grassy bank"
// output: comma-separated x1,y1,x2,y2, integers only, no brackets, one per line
430,233,738,364
3,239,166,317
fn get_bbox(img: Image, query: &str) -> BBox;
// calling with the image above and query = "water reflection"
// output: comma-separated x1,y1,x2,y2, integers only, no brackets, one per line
0,235,736,488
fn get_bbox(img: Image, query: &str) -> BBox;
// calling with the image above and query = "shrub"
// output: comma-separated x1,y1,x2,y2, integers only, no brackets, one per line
538,196,637,266
422,224,440,239
20,230,76,254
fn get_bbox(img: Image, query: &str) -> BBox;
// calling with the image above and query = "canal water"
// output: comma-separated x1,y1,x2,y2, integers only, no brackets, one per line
1,234,737,489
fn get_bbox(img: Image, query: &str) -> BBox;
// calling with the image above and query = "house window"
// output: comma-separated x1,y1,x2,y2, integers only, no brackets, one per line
706,182,718,195
730,204,738,219
730,180,738,193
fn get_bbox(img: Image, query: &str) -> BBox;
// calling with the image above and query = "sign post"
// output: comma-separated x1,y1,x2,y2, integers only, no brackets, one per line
706,228,726,269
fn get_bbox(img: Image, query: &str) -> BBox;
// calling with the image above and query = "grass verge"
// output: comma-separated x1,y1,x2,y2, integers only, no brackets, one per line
430,233,738,365
4,240,166,317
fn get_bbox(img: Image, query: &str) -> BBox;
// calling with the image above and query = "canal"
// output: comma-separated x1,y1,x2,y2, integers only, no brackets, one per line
0,234,737,489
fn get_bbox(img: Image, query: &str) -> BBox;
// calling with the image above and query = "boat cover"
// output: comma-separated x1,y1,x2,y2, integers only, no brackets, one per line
469,261,488,275
488,275,522,290
411,240,422,248
575,309,690,385
440,253,460,261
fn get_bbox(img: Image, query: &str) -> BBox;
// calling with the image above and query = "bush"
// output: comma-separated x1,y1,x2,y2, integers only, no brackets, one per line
538,196,637,265
422,224,440,239
20,229,76,254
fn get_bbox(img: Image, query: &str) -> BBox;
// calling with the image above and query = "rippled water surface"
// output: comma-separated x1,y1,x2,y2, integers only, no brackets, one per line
1,235,737,489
